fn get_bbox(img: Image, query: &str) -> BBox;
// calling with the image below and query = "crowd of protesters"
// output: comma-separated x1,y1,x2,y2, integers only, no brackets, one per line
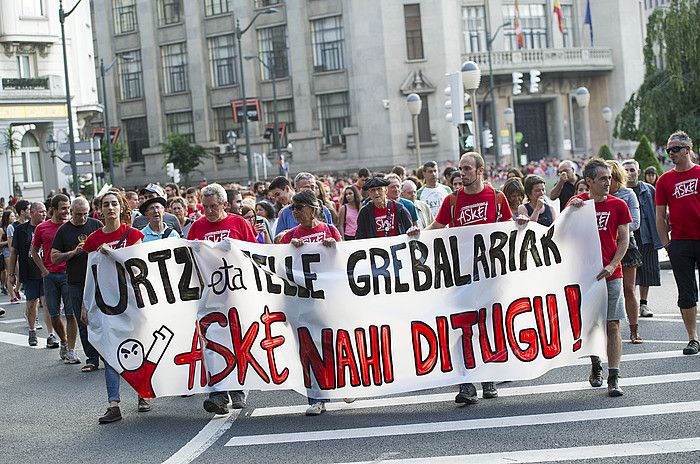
0,131,698,423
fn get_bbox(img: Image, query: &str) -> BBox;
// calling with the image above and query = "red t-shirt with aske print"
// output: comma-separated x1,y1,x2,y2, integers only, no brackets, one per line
32,219,67,273
571,193,632,280
373,202,399,237
280,222,341,244
83,224,144,253
435,184,512,227
654,165,700,240
186,213,256,243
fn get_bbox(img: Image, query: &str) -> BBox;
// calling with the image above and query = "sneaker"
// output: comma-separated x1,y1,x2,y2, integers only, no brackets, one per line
607,375,624,397
455,383,478,404
305,402,326,416
203,394,229,415
10,296,21,304
59,341,68,360
639,304,653,317
28,330,38,347
138,398,151,412
683,340,700,355
35,320,42,330
229,391,246,409
1,287,7,295
0,308,5,317
343,398,356,403
64,350,81,364
482,382,498,399
98,406,122,424
46,333,59,349
589,358,604,387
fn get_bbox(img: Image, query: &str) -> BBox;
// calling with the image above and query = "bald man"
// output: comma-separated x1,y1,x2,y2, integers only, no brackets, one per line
550,160,581,211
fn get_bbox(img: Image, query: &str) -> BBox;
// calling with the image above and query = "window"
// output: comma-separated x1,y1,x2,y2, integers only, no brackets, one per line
255,0,281,8
113,0,137,34
318,92,350,146
124,117,149,162
204,0,231,16
561,5,574,48
263,98,295,145
16,55,33,78
21,0,44,17
20,132,42,183
462,6,486,53
311,16,345,72
117,51,143,100
166,112,195,142
403,4,424,60
257,26,289,79
502,3,547,50
157,0,181,26
208,35,237,87
213,106,241,144
417,95,431,143
161,43,188,94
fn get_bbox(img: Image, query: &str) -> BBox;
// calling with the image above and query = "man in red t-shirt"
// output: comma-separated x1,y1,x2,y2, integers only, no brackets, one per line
567,158,631,397
425,152,514,405
655,130,700,355
355,177,416,239
186,182,255,415
31,194,75,361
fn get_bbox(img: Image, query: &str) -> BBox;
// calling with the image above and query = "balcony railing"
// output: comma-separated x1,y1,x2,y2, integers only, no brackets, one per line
463,47,614,74
1,77,50,90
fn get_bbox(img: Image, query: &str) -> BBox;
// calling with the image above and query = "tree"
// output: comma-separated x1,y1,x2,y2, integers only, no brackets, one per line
100,141,128,168
597,144,614,160
634,135,664,176
615,0,700,146
160,133,209,184
2,126,21,196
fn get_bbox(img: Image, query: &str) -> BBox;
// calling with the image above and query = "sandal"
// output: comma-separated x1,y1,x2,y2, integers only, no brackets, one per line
630,324,643,344
81,363,98,373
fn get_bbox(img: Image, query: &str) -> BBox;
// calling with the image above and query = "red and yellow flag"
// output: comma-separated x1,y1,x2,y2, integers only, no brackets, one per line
553,0,564,33
514,0,525,48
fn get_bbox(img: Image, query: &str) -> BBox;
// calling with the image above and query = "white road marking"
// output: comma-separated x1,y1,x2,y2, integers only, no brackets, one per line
161,411,241,464
635,339,688,344
226,400,700,447
0,318,27,324
249,370,700,418
333,437,700,464
0,330,44,349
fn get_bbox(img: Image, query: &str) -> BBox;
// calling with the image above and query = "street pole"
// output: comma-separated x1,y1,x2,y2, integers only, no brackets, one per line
485,15,500,163
268,56,282,176
59,0,82,195
100,59,114,184
469,89,481,154
411,113,422,167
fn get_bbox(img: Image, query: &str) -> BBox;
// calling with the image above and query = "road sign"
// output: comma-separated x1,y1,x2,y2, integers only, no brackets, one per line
61,162,103,176
57,140,103,173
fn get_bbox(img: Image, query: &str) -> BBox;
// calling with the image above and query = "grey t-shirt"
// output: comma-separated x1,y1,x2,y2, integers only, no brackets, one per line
132,211,182,234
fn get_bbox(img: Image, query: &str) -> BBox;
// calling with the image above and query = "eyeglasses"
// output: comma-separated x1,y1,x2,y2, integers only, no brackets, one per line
666,145,687,154
290,204,311,211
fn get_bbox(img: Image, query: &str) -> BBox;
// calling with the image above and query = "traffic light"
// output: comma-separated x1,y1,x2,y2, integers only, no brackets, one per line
444,72,465,126
482,129,494,149
512,72,524,96
529,69,541,93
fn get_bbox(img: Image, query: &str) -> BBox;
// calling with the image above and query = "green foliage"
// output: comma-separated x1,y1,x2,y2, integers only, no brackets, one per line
100,141,128,168
634,135,664,176
160,133,209,183
615,0,700,145
597,144,614,160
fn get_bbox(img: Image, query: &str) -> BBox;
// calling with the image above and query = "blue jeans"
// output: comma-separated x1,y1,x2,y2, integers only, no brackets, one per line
105,363,120,403
44,272,72,317
308,397,329,405
67,284,99,367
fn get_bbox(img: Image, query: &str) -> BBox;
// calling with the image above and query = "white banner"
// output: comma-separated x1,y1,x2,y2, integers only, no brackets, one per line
84,202,607,399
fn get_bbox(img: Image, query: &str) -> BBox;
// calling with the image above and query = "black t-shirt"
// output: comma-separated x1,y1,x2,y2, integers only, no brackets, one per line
11,222,41,282
52,218,103,285
558,175,581,212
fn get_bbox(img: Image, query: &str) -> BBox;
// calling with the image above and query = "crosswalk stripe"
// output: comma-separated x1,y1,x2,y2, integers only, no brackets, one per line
0,318,27,324
226,400,700,446
249,370,700,418
333,437,700,464
0,330,44,349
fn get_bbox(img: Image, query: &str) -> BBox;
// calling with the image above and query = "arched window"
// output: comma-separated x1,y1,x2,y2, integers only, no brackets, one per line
20,132,42,182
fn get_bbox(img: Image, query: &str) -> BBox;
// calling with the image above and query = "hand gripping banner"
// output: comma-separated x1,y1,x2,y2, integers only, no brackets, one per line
84,202,607,399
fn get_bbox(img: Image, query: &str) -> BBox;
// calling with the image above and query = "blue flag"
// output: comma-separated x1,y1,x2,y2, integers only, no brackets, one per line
584,0,593,45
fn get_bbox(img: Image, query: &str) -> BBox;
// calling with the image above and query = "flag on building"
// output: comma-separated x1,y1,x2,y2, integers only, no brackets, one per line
553,0,564,33
584,0,594,45
514,0,525,48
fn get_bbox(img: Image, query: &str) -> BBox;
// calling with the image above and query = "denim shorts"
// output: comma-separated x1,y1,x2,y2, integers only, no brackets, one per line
606,278,626,321
44,272,73,317
24,278,44,301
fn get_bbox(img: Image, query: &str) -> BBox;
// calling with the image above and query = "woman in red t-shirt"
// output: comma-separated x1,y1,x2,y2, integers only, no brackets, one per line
82,191,146,424
279,190,342,247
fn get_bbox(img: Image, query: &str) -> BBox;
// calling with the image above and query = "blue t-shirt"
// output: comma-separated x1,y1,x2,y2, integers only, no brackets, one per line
274,205,333,236
399,197,418,223
141,223,180,242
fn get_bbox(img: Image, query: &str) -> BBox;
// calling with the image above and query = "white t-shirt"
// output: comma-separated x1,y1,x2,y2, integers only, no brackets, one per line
417,183,452,217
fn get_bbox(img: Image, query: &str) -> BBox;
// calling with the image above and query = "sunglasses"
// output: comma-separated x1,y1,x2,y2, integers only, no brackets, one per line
666,145,687,154
290,204,312,211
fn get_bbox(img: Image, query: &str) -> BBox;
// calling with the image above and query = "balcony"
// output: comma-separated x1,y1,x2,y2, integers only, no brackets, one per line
462,47,614,75
0,75,65,100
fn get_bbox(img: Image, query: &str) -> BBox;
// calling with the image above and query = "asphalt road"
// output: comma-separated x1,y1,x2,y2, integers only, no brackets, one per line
0,268,698,464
